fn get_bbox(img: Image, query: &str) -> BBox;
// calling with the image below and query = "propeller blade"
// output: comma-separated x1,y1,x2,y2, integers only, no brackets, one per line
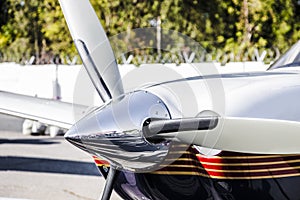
59,0,124,101
143,117,218,139
146,117,300,154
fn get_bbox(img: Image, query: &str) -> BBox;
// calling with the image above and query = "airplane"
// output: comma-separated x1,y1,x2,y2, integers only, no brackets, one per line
1,0,300,199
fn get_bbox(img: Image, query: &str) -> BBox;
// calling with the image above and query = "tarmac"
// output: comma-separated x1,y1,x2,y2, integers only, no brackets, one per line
0,114,121,200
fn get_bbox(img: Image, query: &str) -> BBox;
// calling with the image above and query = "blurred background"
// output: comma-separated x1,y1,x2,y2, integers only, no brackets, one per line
0,0,299,65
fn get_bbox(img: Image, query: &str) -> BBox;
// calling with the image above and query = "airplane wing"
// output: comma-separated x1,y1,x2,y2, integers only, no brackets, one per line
0,90,90,129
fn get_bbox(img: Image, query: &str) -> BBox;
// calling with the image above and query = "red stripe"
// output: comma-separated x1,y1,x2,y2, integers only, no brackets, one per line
92,156,109,165
197,154,300,162
194,152,300,178
204,169,300,178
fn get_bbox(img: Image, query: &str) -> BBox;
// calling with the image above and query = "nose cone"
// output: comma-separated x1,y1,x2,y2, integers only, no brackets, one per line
64,91,171,172
64,105,102,139
64,107,100,151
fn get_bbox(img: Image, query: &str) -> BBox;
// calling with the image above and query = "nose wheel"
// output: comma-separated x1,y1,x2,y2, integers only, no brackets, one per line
100,166,120,200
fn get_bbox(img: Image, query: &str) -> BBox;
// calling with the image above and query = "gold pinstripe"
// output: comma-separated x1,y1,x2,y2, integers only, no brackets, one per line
199,159,300,166
196,154,298,159
160,164,300,173
92,151,300,179
151,171,300,180
95,163,110,167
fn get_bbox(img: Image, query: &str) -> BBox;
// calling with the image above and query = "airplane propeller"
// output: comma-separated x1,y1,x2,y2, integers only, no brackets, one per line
59,0,124,199
59,0,124,102
59,0,300,200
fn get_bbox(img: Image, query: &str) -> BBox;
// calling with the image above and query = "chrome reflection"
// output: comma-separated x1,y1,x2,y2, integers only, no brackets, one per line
65,91,172,172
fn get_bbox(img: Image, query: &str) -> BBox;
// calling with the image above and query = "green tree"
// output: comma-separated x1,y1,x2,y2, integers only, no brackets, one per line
0,0,43,62
0,0,299,63
39,0,75,62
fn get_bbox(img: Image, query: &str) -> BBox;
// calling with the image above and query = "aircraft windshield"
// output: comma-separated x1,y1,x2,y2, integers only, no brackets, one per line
268,40,300,70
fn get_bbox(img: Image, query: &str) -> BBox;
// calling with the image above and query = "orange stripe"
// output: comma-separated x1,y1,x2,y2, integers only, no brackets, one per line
152,171,300,180
192,153,300,179
92,156,110,166
91,152,300,179
196,154,299,160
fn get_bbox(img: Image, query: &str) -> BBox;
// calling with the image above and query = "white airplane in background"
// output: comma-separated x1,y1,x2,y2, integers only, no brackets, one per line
1,0,300,199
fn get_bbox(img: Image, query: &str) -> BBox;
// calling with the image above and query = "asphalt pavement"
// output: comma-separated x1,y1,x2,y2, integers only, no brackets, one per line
0,114,121,200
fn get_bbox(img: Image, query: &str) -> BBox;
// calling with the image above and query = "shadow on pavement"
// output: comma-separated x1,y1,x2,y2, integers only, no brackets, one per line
0,156,101,176
0,138,60,145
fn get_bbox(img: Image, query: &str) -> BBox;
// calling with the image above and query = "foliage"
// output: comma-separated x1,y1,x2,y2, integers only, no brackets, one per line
0,0,299,64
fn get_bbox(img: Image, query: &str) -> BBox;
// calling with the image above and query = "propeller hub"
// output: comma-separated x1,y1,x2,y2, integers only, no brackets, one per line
65,91,172,172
